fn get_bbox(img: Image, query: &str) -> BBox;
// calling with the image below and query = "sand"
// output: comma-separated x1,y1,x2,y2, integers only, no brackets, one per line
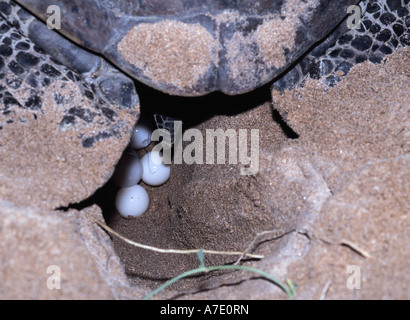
105,48,409,299
0,43,408,300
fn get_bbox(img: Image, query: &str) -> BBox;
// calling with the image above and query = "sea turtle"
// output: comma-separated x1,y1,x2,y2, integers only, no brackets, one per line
1,0,365,97
0,0,409,141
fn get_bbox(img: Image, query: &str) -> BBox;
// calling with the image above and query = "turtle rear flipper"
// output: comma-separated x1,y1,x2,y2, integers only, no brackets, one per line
0,1,140,208
4,0,139,109
0,0,139,147
273,0,410,91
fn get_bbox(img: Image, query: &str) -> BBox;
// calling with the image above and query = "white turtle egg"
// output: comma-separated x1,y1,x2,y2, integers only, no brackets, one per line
141,151,171,186
112,152,143,187
130,123,152,150
115,185,149,217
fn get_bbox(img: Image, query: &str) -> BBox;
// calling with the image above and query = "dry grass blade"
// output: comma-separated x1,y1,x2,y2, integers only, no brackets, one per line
340,239,372,259
94,219,264,259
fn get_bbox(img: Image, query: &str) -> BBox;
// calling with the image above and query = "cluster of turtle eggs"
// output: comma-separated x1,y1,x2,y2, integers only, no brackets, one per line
112,123,171,217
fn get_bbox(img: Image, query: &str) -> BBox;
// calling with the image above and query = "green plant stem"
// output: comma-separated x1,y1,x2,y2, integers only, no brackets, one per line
143,265,295,300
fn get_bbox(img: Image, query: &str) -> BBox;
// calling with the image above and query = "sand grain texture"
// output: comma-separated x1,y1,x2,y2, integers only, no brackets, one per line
0,46,408,299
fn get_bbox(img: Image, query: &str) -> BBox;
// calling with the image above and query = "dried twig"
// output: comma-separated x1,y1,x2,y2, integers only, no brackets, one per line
340,239,372,259
234,229,296,265
320,281,332,300
94,219,264,259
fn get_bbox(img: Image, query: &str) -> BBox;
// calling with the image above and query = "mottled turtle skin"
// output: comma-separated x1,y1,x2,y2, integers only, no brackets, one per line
13,0,360,96
274,0,410,90
0,0,140,149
